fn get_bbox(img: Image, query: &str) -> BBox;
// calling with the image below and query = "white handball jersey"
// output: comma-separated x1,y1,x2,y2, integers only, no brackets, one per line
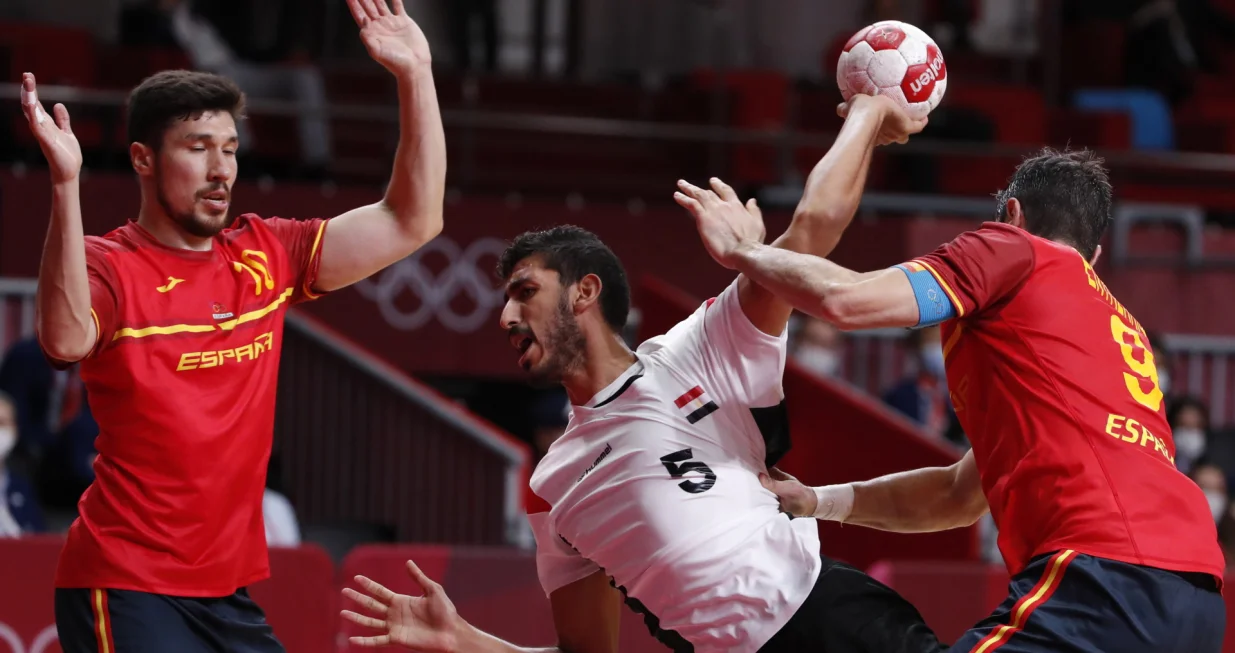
527,280,822,653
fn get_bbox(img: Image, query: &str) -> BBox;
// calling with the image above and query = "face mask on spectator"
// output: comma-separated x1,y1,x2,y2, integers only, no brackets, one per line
0,427,13,460
1174,427,1206,461
796,345,840,377
1206,490,1228,521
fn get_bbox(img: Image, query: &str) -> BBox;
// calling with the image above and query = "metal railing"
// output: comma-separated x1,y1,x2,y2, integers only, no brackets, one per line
0,277,532,547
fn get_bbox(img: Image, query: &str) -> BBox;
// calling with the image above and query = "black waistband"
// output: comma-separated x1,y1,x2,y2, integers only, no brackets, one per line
1169,569,1221,593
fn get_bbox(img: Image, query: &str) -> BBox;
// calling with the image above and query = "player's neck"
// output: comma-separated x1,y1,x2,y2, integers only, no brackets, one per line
561,333,637,406
136,201,214,252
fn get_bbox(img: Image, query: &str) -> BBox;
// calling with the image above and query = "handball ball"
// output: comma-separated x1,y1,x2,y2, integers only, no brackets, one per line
836,20,947,119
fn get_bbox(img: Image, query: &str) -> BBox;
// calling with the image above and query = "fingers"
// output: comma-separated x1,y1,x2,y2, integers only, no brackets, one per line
345,0,369,25
349,634,392,648
836,102,850,119
709,177,737,202
745,197,761,218
360,0,387,19
405,559,441,595
674,192,703,217
390,0,406,15
21,73,47,127
676,179,713,203
766,466,796,482
354,575,397,603
343,588,390,616
342,609,388,631
54,104,72,135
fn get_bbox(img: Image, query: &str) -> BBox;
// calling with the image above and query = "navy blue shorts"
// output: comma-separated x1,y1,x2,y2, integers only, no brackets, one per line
54,587,285,653
950,550,1225,653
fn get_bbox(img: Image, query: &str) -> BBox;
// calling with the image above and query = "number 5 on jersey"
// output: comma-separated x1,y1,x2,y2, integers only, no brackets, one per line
661,449,716,494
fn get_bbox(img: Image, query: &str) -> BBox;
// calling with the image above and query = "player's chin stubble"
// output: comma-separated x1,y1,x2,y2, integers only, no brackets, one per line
529,295,587,388
154,171,232,239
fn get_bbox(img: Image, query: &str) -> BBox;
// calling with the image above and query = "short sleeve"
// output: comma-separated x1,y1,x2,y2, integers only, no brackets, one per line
260,216,329,304
642,279,788,408
908,223,1035,319
528,511,600,596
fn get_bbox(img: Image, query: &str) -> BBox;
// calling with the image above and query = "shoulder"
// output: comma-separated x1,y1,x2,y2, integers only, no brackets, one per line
958,222,1035,249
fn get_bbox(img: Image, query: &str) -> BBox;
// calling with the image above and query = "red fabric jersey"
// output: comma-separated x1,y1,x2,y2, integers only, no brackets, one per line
909,222,1224,580
43,215,327,596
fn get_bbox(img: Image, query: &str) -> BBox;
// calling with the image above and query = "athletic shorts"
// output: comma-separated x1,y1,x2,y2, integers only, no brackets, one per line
54,587,285,653
950,550,1225,653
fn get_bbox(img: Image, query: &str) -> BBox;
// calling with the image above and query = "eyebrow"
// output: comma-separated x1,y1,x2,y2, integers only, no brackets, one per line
184,133,239,144
506,277,534,295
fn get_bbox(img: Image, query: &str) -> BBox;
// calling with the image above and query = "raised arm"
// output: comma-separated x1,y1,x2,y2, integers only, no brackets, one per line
342,562,621,653
762,450,988,533
675,94,926,336
313,0,446,293
23,73,96,363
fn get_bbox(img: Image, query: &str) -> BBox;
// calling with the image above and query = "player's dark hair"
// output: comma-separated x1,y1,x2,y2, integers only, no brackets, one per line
126,70,246,149
995,147,1113,261
497,226,631,332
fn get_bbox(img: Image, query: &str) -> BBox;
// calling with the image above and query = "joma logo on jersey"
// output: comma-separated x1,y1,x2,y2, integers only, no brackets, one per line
176,331,275,371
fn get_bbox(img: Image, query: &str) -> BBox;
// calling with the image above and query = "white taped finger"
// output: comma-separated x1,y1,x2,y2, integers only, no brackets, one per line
35,105,47,125
20,89,46,124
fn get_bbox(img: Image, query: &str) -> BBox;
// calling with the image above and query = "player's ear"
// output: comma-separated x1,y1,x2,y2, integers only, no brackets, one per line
130,142,155,177
1090,244,1103,266
573,274,603,315
1004,197,1026,230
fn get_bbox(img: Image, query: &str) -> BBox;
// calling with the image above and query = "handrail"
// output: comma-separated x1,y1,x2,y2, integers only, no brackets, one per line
6,82,1235,175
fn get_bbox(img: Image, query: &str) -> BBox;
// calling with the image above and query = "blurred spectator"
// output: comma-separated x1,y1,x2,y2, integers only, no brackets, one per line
528,389,570,463
1217,505,1235,569
883,326,965,448
969,0,1038,56
1148,331,1173,399
0,337,98,513
790,316,845,378
446,0,499,73
0,391,46,536
263,454,301,548
1190,459,1228,522
1120,0,1235,105
123,0,334,174
1168,395,1211,475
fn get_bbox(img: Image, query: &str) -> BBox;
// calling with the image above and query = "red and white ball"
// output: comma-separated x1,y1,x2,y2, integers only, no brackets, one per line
836,20,948,119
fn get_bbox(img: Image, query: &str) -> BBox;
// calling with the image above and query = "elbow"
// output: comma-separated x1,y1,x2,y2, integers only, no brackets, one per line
792,206,849,234
385,199,444,248
36,329,91,364
818,284,864,331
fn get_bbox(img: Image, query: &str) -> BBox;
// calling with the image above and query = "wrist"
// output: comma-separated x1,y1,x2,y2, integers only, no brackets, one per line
812,483,855,522
728,240,763,272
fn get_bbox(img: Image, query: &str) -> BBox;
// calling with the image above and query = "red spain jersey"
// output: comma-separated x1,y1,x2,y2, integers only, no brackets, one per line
908,222,1224,580
42,215,327,596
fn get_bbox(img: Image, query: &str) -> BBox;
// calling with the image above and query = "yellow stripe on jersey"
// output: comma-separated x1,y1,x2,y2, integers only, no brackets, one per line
111,287,294,341
913,259,965,318
302,220,328,300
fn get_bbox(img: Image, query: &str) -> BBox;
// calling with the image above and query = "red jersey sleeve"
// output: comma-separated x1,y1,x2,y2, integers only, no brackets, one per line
908,223,1035,319
261,216,329,304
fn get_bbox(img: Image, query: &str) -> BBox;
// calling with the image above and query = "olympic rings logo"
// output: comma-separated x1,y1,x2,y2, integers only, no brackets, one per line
354,237,510,334
0,623,58,653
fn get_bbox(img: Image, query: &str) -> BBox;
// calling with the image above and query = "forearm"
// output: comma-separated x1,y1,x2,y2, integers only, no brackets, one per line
383,65,446,241
35,180,94,361
783,104,882,255
731,243,866,319
454,623,568,653
842,466,976,533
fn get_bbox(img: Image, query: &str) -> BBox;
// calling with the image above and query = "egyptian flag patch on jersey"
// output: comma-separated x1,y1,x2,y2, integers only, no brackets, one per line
675,386,719,424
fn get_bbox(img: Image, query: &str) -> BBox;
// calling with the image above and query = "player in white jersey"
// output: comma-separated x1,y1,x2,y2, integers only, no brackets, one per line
340,95,944,653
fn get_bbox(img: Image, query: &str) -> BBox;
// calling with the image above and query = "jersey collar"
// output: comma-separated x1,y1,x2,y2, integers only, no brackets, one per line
583,359,645,408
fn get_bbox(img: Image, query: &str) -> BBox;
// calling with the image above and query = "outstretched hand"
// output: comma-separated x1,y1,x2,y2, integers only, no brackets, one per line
20,73,81,184
342,560,463,652
674,177,766,270
346,0,432,74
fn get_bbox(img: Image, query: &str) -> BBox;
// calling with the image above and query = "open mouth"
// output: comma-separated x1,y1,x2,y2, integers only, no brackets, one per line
511,333,536,369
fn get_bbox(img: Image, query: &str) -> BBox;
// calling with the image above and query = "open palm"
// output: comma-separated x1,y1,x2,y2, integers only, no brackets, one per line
21,73,82,184
342,561,462,652
346,0,432,74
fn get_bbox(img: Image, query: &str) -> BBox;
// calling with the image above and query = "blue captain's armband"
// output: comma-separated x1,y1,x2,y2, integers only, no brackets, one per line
894,264,956,327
